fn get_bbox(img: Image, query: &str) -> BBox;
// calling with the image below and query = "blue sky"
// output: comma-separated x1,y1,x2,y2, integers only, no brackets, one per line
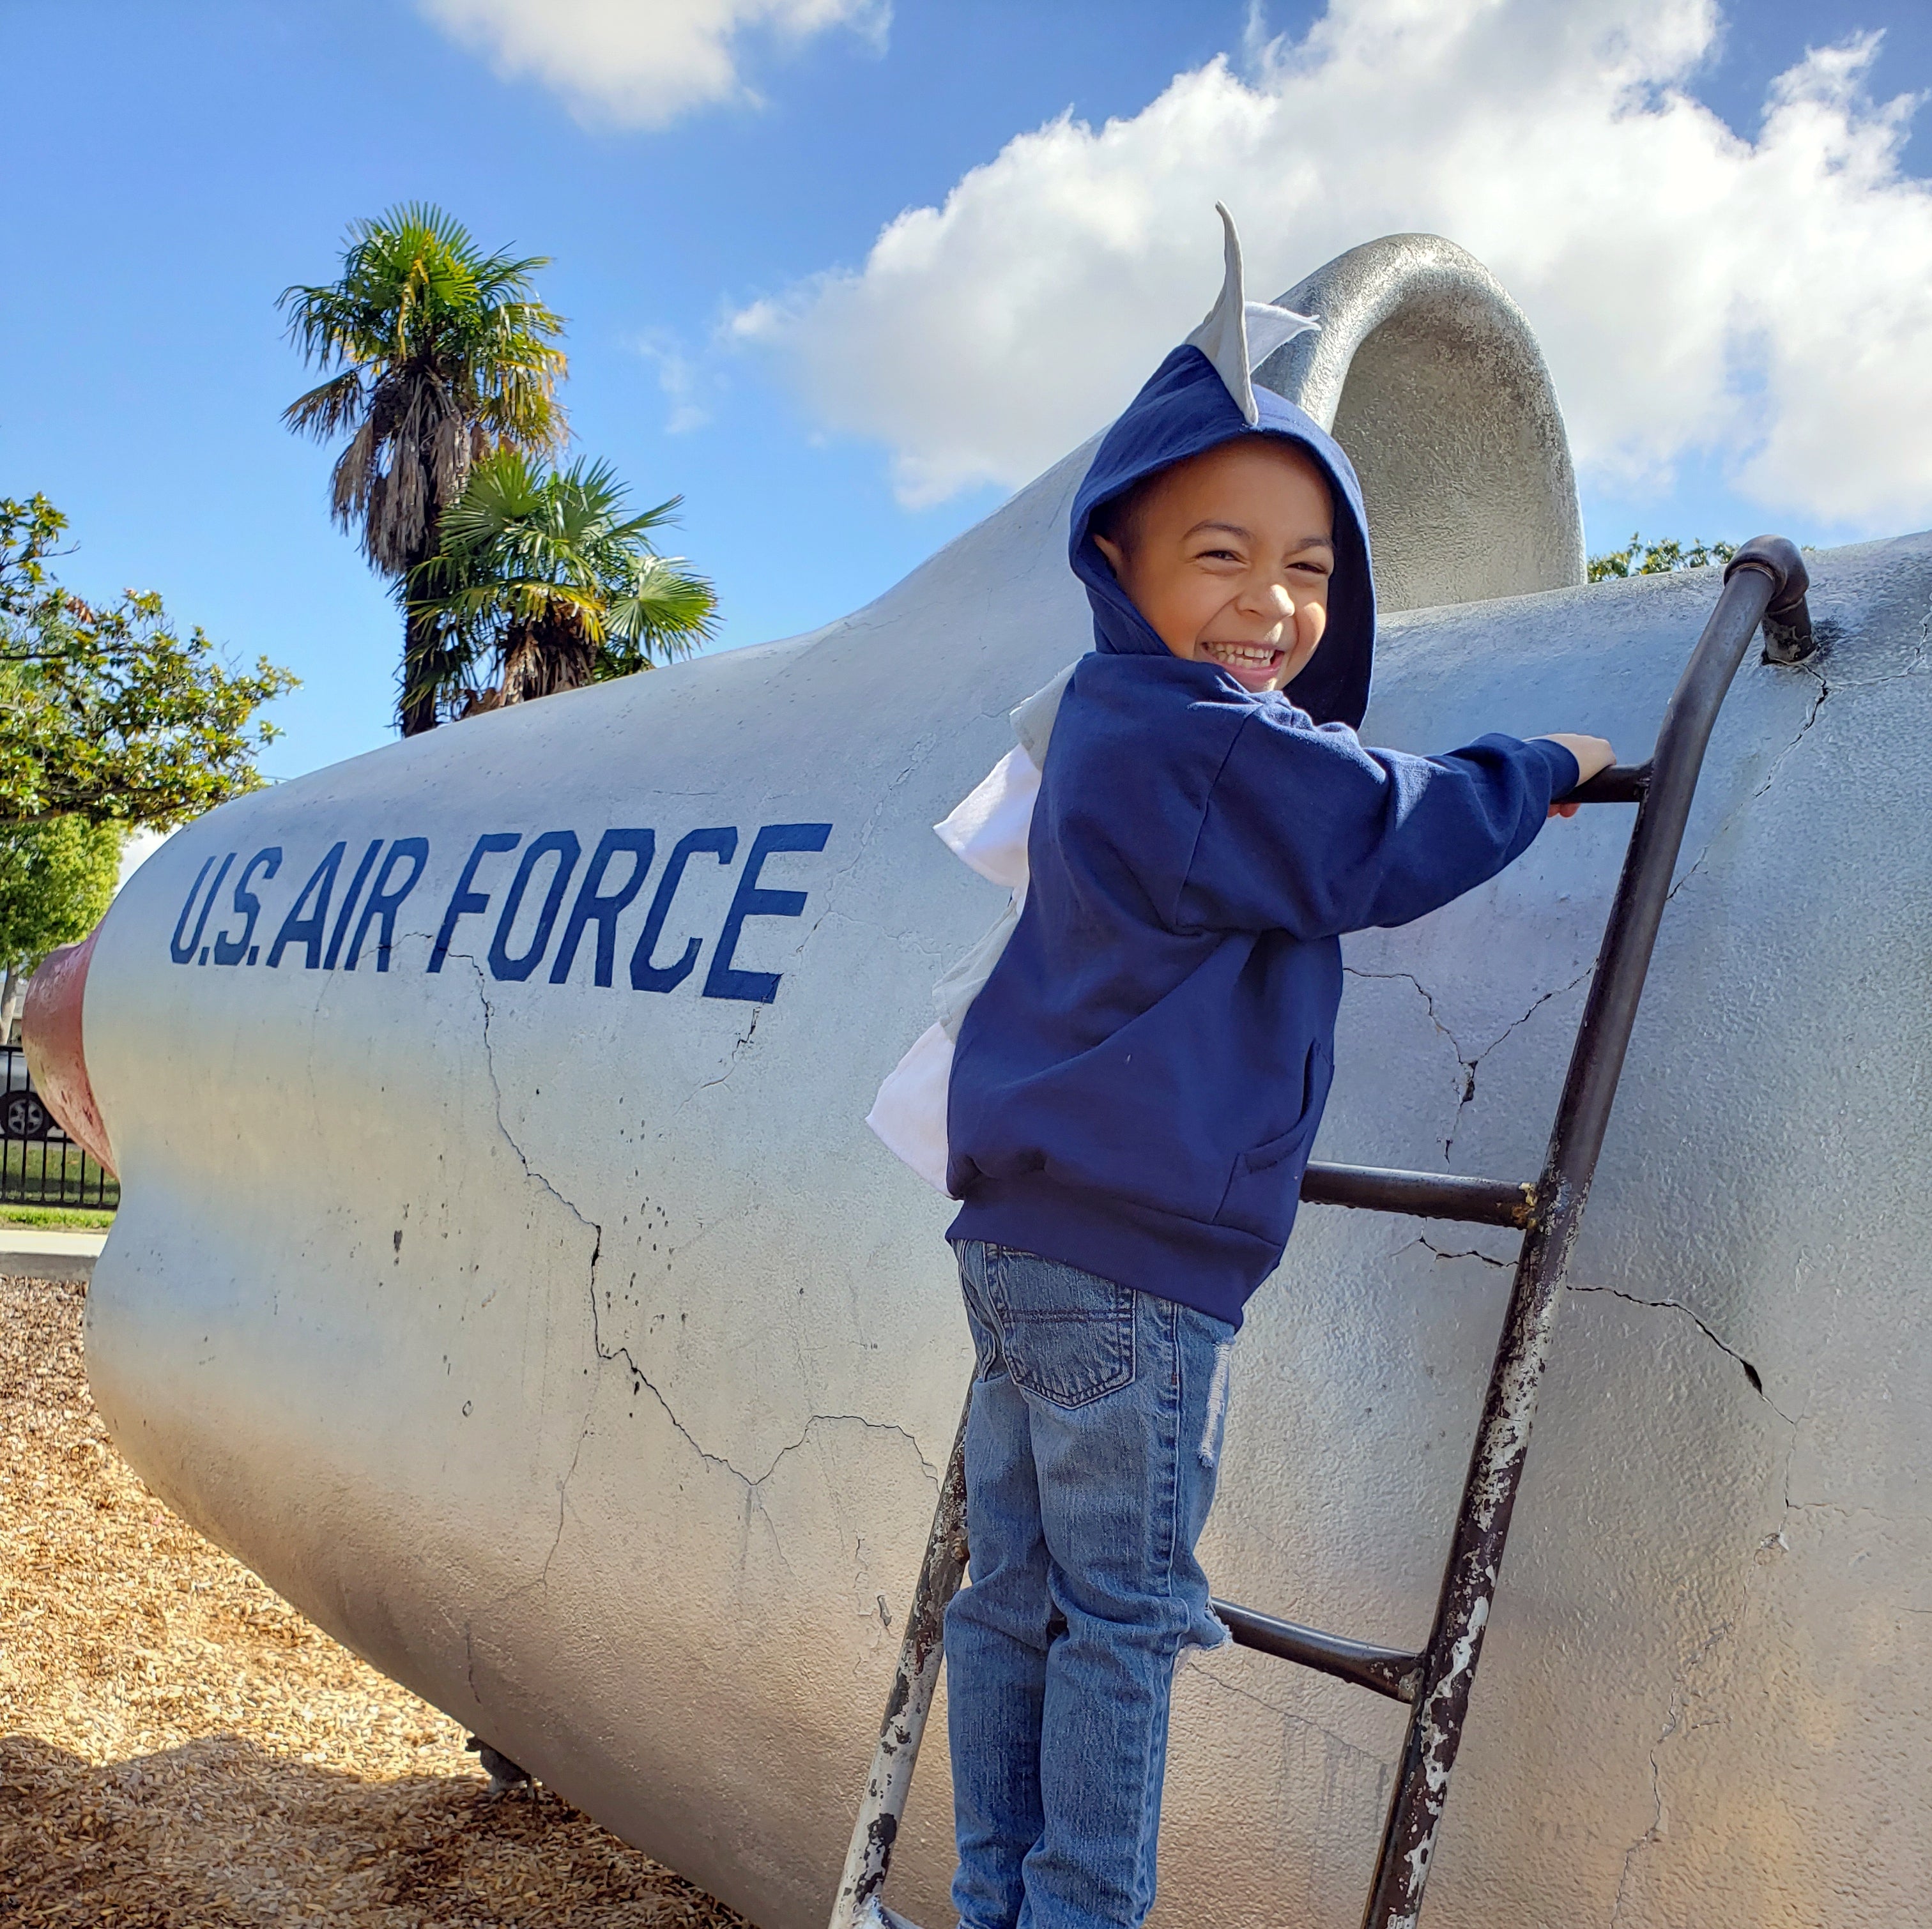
4,0,1929,782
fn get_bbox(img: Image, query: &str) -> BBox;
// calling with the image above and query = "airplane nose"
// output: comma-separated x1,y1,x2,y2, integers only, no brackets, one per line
22,929,116,1174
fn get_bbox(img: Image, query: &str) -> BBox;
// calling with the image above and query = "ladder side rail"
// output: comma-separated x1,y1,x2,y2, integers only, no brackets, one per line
829,1411,970,1929
1360,540,1811,1929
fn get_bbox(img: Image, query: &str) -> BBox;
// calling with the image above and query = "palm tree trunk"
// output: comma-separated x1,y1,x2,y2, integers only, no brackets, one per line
400,602,442,736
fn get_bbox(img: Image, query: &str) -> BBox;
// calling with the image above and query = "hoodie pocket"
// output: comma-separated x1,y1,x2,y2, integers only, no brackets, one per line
1214,1038,1333,1244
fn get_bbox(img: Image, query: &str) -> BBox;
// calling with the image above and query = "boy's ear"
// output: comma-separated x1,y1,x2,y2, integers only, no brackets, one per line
1091,531,1128,579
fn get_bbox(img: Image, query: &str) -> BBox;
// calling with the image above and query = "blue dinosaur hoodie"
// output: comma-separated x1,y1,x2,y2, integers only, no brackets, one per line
943,342,1579,1327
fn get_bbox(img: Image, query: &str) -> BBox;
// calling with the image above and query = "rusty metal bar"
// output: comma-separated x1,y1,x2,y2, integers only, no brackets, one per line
1212,1597,1422,1702
1358,536,1810,1928
827,1407,969,1929
1564,760,1652,805
1300,1161,1534,1228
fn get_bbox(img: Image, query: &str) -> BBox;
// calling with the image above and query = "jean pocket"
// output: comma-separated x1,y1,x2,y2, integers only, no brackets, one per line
986,1249,1135,1408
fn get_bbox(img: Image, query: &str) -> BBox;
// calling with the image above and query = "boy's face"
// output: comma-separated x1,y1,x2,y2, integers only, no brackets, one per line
1091,438,1336,695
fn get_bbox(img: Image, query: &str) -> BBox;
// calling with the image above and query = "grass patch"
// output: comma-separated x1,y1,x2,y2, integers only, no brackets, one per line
0,1205,113,1229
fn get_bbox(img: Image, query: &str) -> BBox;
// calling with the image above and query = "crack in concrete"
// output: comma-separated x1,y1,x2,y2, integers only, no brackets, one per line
457,953,611,1581
815,729,945,903
1668,662,1828,906
1597,1239,1860,1925
1822,586,1931,689
1413,1235,1512,1271
608,1354,944,1493
1344,964,1596,1159
1566,1282,1793,1422
1607,1619,1733,1926
693,1006,759,1097
454,954,940,1596
811,906,946,970
1787,1499,1932,1525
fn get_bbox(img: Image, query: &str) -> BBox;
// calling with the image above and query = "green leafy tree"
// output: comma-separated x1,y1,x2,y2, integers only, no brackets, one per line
280,203,569,736
0,496,295,833
1588,533,1738,581
408,450,717,722
0,814,125,1034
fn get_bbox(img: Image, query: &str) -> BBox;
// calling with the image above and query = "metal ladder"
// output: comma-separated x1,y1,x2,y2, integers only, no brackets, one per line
831,538,1816,1929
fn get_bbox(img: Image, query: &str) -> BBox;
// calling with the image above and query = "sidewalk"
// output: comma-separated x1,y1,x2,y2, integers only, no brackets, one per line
0,1226,107,1281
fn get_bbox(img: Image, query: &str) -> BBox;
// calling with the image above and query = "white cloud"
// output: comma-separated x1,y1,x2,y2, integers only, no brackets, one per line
420,0,889,128
730,0,1932,529
635,329,712,433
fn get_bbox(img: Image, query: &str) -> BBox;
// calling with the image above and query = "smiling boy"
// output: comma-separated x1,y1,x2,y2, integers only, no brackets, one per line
901,215,1610,1929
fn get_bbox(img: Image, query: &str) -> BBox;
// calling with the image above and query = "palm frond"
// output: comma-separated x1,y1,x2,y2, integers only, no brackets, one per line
406,448,717,715
282,369,367,441
280,201,571,670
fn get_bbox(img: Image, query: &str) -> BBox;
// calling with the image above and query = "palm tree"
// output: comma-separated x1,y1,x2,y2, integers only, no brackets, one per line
280,203,569,735
408,450,718,722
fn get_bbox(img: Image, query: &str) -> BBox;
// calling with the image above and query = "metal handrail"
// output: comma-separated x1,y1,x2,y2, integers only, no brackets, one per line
1361,535,1811,1925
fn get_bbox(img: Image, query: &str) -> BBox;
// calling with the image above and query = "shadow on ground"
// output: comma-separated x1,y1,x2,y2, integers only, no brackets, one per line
0,1271,749,1928
0,1732,735,1927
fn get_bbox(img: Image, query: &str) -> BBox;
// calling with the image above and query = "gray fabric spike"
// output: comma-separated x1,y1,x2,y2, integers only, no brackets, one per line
1184,203,1319,425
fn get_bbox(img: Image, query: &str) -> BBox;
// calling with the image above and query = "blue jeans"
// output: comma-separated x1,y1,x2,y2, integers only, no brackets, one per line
944,1240,1236,1929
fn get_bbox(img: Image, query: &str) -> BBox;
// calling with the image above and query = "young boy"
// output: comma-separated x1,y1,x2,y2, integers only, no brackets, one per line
902,213,1611,1929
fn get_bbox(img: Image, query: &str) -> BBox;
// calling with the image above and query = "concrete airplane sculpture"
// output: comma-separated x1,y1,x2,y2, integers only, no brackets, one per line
26,224,1931,1928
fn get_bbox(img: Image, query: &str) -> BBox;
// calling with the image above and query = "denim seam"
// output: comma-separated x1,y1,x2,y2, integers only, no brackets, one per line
1128,1290,1186,1919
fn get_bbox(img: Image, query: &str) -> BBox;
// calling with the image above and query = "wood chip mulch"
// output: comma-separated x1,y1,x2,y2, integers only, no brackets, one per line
0,1271,753,1928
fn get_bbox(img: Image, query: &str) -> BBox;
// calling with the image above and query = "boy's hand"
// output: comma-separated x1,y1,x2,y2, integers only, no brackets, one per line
1536,733,1616,818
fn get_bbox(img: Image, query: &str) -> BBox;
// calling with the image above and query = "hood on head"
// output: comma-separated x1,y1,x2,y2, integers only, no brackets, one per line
1068,208,1376,730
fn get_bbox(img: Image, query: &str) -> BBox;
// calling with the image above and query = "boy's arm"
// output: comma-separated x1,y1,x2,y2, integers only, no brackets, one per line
1173,712,1582,940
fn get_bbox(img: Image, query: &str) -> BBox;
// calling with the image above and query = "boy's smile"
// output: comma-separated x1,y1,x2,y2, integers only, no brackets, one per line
1091,437,1337,696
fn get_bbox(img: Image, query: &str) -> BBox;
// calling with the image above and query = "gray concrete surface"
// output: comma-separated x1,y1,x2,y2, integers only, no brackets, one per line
1259,232,1588,611
0,1226,105,1281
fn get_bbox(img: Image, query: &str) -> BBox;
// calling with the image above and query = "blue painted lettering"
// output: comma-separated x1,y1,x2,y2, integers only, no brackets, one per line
632,828,737,994
344,838,429,972
489,831,581,982
267,843,347,970
322,841,384,971
428,834,521,973
169,818,832,1003
181,853,236,967
169,856,218,965
551,830,655,987
211,849,283,966
702,823,832,1005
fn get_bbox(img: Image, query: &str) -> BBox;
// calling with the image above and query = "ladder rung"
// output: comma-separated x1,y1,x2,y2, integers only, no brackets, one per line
1565,759,1652,804
1213,1598,1422,1704
1300,1161,1535,1228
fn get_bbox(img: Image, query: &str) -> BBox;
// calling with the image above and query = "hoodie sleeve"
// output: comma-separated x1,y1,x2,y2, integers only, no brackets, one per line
1174,710,1580,939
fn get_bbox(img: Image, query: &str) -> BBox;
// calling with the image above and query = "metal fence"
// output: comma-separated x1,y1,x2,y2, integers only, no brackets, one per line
0,1042,118,1209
